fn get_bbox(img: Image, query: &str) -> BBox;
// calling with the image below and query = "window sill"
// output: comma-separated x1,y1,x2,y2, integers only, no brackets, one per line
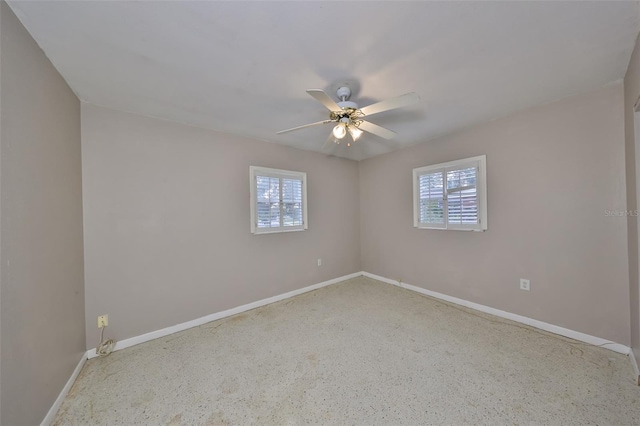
415,226,485,232
252,227,307,235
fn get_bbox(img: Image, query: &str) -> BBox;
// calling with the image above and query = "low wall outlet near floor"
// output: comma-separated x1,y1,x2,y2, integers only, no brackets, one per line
98,315,108,328
520,279,531,291
317,258,322,266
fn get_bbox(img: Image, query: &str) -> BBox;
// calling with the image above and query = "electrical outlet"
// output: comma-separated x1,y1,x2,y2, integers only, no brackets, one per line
98,315,108,328
317,258,322,266
520,279,530,291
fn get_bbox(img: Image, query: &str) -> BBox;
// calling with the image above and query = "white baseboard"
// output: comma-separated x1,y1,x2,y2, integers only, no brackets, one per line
52,270,636,424
362,271,630,355
40,351,88,426
88,271,363,359
630,348,640,385
88,270,631,358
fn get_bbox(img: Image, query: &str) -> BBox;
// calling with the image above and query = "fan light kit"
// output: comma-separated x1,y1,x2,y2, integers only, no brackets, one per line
277,85,419,148
333,123,347,139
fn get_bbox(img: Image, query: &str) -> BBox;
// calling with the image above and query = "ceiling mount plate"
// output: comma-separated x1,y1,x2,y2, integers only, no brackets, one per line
336,86,352,101
328,79,360,100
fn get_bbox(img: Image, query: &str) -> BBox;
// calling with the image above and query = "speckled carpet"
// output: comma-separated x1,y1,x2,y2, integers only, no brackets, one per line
54,277,639,425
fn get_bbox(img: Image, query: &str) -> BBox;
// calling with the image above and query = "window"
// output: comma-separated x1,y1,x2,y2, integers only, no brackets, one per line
250,166,308,234
413,155,487,231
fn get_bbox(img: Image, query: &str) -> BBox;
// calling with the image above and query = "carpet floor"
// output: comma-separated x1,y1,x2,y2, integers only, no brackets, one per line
54,277,639,425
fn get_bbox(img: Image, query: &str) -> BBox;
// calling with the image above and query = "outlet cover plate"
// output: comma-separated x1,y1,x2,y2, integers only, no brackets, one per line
98,315,108,328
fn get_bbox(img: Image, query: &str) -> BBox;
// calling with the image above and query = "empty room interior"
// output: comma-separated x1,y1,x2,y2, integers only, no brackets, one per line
3,1,640,425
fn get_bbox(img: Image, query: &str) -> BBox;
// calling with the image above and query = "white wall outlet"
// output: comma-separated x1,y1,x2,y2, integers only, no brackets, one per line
520,279,530,291
317,258,322,266
98,314,108,328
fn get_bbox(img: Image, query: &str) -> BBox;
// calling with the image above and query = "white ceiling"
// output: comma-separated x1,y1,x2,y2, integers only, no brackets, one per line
8,1,640,161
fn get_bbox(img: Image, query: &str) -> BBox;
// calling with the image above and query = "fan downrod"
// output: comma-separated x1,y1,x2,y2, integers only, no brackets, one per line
336,86,358,111
336,86,351,101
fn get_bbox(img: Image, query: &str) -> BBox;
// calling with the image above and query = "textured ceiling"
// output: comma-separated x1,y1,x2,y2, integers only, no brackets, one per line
8,1,640,160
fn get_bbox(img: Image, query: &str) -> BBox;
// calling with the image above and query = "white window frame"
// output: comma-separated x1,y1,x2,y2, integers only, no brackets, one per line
250,166,308,234
413,155,487,231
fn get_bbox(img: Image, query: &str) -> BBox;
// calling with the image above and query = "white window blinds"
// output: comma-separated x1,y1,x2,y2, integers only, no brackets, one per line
413,155,487,231
418,169,445,228
250,167,307,234
446,166,478,227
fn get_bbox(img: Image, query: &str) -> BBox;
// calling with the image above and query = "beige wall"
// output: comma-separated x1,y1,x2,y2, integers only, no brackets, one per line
0,4,635,422
624,33,640,373
1,5,4,422
360,84,630,345
0,2,86,425
81,103,361,346
1,4,4,422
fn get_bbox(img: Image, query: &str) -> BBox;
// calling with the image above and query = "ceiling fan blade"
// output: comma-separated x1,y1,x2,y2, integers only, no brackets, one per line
359,92,420,117
307,89,343,112
358,120,397,140
276,120,332,134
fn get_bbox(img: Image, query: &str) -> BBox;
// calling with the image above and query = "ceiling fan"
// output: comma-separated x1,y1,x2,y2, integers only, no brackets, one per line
277,86,420,147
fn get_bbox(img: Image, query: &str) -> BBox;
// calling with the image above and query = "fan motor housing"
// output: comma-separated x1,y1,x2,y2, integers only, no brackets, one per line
337,100,358,110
